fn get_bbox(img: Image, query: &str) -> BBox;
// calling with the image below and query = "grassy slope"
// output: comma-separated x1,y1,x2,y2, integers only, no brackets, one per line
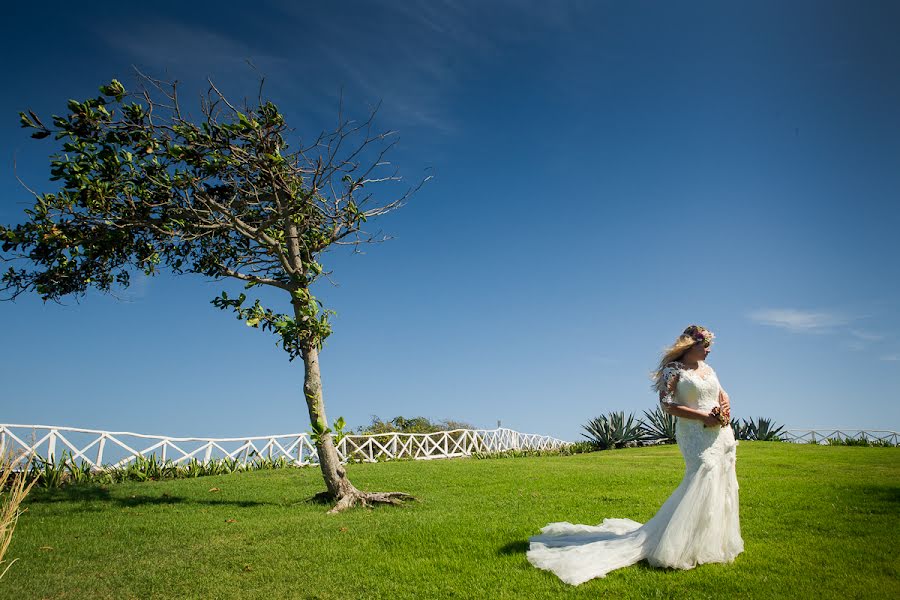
2,442,898,599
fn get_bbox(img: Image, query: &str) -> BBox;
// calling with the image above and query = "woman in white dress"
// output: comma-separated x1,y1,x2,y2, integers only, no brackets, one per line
526,325,744,585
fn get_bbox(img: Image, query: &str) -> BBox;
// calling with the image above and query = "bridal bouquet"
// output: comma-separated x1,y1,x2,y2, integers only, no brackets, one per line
710,405,730,426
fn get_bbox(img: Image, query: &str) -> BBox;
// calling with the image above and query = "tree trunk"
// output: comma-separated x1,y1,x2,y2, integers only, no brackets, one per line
298,324,415,513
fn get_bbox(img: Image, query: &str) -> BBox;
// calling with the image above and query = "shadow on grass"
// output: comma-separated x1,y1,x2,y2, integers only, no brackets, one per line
25,485,274,508
852,484,900,510
499,540,529,555
305,490,334,506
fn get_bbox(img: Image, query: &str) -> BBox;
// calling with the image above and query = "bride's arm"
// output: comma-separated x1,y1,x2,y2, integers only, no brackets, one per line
661,397,720,426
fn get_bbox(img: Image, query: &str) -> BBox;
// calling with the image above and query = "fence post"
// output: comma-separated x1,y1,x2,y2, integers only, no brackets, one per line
97,435,106,466
48,429,57,462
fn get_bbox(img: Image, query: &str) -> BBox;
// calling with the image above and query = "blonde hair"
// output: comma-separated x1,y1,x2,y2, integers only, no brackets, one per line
648,324,713,392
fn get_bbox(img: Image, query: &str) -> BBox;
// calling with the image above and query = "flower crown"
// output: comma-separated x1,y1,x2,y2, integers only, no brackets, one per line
684,325,715,346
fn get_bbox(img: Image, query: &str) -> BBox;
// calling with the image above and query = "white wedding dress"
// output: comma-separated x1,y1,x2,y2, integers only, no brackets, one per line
527,360,743,585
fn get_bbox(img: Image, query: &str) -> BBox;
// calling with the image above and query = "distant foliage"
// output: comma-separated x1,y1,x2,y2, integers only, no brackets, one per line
356,415,475,435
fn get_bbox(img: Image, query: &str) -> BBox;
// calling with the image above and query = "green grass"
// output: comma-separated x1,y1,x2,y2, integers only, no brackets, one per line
3,442,898,599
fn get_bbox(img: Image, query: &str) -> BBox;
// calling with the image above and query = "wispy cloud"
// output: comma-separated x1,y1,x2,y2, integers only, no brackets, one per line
95,19,293,80
844,328,886,353
747,308,855,333
270,0,585,133
848,329,884,342
749,309,895,361
93,2,586,135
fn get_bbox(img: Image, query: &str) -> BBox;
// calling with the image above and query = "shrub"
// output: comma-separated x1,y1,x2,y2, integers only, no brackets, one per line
472,446,579,459
565,441,599,454
826,437,896,447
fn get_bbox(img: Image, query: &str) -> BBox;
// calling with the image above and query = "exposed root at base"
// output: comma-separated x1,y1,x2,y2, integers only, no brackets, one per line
326,490,417,514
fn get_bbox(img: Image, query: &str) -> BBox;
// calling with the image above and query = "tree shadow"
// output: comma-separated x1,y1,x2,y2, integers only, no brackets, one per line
26,484,112,504
25,485,273,508
856,484,900,505
304,490,333,506
498,540,529,555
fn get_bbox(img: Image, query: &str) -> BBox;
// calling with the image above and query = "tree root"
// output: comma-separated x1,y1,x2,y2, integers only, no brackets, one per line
326,490,417,514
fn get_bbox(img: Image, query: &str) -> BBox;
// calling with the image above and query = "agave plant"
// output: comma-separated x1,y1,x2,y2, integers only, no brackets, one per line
63,454,93,485
641,406,677,444
182,458,205,478
30,453,67,489
582,412,644,450
220,456,243,473
738,417,785,441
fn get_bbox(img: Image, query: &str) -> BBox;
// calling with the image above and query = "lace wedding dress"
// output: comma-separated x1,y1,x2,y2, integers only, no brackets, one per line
527,360,743,585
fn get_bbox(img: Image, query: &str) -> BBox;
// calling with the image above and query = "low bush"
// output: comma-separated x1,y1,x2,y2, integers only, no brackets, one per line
826,437,895,447
21,452,306,490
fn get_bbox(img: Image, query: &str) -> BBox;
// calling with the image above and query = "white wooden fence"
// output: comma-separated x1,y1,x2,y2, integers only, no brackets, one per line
0,424,571,469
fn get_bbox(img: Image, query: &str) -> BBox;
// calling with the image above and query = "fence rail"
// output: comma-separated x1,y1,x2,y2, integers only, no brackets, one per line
0,424,571,469
781,429,899,445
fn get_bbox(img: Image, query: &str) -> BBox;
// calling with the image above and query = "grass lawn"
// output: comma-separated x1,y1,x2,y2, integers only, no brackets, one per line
3,442,898,599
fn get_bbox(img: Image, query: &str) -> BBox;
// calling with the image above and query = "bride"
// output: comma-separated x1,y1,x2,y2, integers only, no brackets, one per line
526,325,744,585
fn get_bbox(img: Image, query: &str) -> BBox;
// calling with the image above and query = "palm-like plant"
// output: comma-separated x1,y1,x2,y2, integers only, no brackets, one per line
582,412,644,450
641,406,677,444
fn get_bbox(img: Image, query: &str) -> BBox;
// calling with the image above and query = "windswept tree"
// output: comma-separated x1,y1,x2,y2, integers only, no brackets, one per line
1,73,429,513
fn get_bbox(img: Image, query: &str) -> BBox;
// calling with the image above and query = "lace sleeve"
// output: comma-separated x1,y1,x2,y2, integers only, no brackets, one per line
657,362,682,413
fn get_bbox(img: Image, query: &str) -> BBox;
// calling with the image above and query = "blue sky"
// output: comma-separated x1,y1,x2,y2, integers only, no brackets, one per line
2,1,898,442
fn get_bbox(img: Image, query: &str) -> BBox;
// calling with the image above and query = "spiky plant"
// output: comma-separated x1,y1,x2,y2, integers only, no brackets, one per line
641,406,677,444
582,412,644,450
740,417,786,441
30,453,67,489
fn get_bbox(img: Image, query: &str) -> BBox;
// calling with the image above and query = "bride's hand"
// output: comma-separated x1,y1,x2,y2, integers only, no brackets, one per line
718,390,731,420
702,411,722,428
